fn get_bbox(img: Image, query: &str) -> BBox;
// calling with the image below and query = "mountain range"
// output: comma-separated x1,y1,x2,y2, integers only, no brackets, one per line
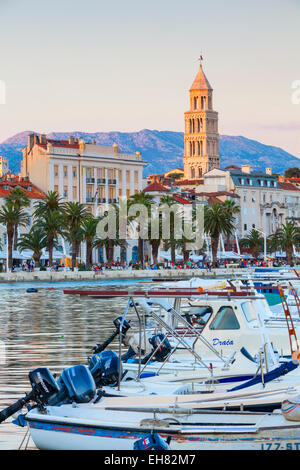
0,129,299,177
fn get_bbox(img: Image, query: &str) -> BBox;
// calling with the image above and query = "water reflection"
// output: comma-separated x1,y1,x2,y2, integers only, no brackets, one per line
0,279,152,406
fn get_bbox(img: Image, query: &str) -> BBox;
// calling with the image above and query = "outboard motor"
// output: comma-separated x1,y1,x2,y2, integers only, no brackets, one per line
89,350,121,387
0,368,60,424
144,334,172,363
93,317,131,354
134,433,171,450
49,365,96,406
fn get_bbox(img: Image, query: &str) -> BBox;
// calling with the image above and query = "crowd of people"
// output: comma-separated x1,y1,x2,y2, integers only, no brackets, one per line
4,256,293,273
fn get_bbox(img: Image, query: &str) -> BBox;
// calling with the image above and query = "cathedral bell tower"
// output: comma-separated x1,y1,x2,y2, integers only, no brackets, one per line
183,59,220,179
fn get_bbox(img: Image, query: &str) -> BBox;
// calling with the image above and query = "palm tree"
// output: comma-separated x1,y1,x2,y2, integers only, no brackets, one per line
34,210,65,267
160,195,181,265
63,202,89,269
204,202,235,267
34,191,65,266
240,229,264,260
82,216,100,269
128,191,153,266
18,227,47,267
222,199,240,251
112,198,131,267
5,187,30,250
148,211,163,265
0,202,29,270
34,190,63,216
273,221,300,265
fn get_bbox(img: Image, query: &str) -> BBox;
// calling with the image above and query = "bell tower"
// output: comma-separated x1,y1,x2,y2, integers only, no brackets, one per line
183,58,220,179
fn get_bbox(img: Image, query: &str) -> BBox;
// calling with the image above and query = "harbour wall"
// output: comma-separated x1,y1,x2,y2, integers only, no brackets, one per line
0,268,258,283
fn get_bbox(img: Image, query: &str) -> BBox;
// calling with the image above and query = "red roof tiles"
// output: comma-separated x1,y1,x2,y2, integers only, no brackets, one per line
144,182,169,192
0,177,46,199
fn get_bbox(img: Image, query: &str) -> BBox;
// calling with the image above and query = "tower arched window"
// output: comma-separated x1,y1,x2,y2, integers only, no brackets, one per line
200,118,203,132
191,168,195,179
189,141,192,156
197,141,200,155
200,141,203,156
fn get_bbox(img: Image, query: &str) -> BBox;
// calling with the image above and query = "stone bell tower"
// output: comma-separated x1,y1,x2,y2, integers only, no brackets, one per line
183,58,220,180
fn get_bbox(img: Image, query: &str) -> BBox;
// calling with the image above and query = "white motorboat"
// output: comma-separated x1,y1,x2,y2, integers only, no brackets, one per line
25,389,300,450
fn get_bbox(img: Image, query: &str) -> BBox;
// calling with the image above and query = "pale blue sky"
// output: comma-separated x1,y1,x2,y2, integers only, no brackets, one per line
0,0,299,156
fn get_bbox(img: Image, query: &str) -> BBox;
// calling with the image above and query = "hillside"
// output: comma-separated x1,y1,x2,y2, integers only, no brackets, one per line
0,129,299,176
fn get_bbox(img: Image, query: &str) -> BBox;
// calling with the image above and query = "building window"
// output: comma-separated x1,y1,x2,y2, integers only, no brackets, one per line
244,224,247,231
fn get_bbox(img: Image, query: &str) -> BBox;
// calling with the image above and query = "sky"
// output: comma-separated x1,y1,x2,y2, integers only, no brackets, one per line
0,0,299,157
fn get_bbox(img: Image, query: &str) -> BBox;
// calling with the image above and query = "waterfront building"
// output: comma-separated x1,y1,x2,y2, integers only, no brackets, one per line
21,133,145,214
195,165,300,240
0,174,46,259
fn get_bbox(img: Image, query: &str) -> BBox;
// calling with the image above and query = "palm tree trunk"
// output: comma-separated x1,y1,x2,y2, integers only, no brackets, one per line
286,247,293,265
48,238,54,267
183,248,190,264
7,229,13,271
171,242,176,265
211,235,219,267
151,240,160,265
107,239,114,266
72,241,77,270
86,239,92,269
13,224,18,251
120,239,126,266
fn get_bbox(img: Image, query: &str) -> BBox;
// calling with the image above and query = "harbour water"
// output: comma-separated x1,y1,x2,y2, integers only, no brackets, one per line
0,278,154,450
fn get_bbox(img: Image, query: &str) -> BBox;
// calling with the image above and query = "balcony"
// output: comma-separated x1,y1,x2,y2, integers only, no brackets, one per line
86,178,95,183
108,179,117,185
97,178,106,184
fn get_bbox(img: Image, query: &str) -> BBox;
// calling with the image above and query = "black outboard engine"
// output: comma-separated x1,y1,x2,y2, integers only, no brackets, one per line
93,317,131,354
48,365,96,406
142,334,172,364
0,368,60,424
89,350,121,387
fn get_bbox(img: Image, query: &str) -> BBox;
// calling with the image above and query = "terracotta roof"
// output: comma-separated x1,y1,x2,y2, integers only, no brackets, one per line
175,179,204,186
190,65,212,91
0,178,46,199
208,196,223,204
37,139,80,150
197,191,240,199
144,182,169,192
172,195,192,205
278,182,300,191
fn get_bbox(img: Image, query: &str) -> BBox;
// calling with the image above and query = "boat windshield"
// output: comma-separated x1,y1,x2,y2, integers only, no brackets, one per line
209,306,240,330
241,301,257,323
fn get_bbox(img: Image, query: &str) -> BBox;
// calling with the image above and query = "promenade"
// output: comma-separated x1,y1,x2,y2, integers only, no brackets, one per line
0,267,254,283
